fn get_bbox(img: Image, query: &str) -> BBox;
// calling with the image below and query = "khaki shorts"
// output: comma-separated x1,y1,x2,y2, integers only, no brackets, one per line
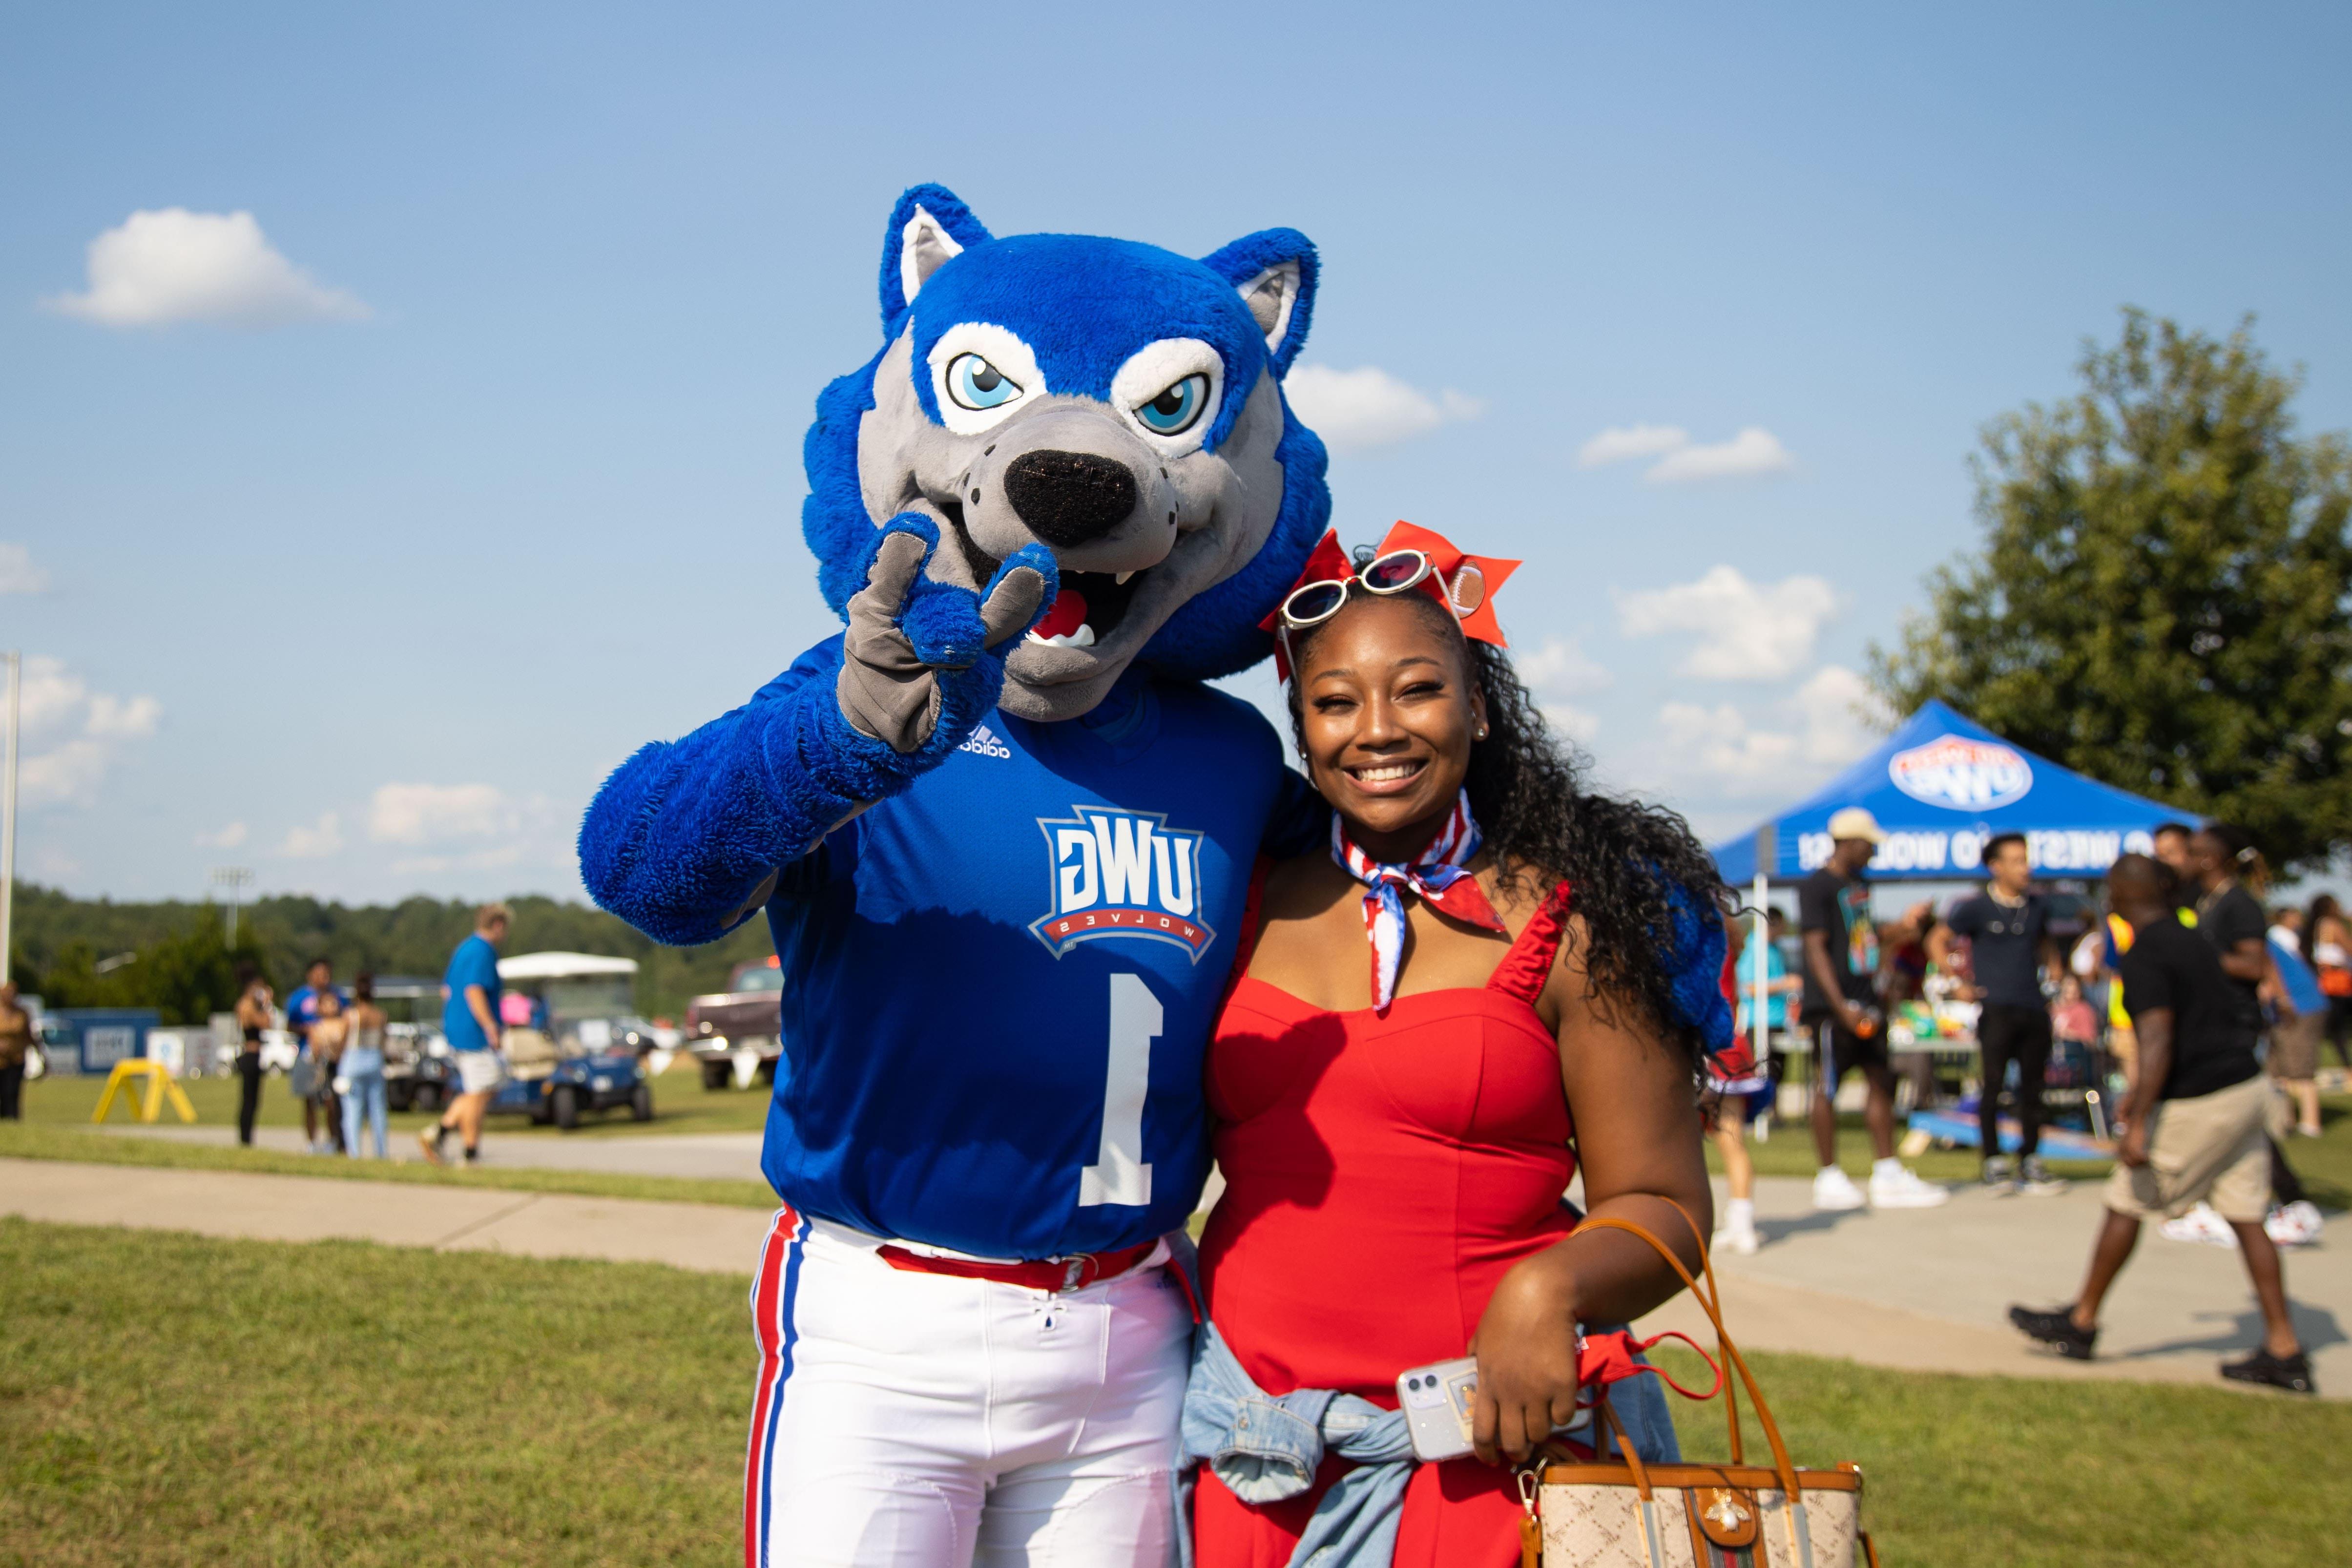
2103,1072,2270,1225
454,1050,506,1096
2269,1012,2324,1081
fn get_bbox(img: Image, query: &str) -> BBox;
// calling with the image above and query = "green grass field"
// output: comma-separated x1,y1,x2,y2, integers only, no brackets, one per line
18,1056,777,1140
4,1218,2344,1567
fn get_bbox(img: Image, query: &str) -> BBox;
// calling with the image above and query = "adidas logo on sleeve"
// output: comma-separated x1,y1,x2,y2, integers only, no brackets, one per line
958,724,1012,760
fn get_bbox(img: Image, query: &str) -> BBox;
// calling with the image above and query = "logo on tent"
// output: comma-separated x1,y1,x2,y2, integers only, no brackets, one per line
1888,737,2033,810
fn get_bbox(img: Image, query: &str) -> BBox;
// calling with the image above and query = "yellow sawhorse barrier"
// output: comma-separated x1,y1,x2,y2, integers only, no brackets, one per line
90,1059,198,1125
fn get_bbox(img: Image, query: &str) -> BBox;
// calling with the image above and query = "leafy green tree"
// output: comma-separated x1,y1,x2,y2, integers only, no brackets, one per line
21,919,268,1024
1874,310,2352,871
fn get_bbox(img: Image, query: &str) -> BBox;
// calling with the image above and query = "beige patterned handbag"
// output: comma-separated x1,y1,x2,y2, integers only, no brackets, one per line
1520,1210,1880,1568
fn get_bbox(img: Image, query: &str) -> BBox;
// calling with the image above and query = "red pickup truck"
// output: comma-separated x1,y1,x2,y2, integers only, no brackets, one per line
684,957,785,1090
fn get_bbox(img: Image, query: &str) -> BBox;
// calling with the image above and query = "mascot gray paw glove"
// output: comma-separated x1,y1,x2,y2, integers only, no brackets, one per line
836,513,1054,754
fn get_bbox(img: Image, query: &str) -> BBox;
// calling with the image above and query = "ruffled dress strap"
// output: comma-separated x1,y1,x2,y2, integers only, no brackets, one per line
1485,880,1575,1007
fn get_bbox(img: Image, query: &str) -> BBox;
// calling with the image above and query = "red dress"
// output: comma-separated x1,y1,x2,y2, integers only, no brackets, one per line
1195,869,1579,1567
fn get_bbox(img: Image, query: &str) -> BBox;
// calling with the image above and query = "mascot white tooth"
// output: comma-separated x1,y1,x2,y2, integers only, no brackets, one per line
580,184,1330,1564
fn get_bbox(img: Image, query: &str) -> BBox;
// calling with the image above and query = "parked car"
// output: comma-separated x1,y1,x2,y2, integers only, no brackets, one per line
685,957,784,1090
484,952,654,1129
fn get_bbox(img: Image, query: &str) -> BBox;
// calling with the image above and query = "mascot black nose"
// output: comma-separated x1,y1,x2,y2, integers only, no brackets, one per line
1002,450,1139,547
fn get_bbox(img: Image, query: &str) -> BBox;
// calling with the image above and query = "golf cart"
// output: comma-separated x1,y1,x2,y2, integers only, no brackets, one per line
486,952,653,1130
372,974,463,1114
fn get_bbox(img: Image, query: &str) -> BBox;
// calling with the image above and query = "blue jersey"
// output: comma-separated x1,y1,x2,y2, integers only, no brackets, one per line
760,669,1290,1260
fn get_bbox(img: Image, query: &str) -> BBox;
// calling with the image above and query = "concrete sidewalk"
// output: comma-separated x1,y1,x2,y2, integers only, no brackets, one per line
1635,1173,2350,1398
7,1155,2343,1397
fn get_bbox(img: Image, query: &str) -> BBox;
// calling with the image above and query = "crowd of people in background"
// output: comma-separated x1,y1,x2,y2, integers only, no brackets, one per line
1708,802,2325,1394
208,902,512,1160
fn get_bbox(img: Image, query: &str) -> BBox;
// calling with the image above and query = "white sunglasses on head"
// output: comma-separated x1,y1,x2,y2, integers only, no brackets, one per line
1277,547,1489,631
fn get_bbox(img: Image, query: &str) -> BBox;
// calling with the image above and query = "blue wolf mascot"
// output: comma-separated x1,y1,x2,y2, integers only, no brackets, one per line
580,185,1328,1565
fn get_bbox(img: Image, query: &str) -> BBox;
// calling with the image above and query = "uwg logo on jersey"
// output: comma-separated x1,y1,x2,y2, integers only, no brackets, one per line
1029,807,1216,962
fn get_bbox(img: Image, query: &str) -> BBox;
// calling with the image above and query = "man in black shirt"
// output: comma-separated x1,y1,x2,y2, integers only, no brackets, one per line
2187,826,2274,1023
1932,833,2062,1194
2010,855,2311,1393
1799,807,1948,1212
2154,822,2201,921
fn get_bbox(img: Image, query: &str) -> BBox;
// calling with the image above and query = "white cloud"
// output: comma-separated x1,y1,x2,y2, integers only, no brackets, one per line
1644,427,1794,484
1577,425,1689,468
12,656,162,806
1793,664,1890,765
46,208,370,329
85,693,161,739
1645,664,1886,801
1617,565,1838,681
1656,701,1803,796
1518,635,1614,699
1574,424,1796,483
1540,704,1602,743
195,822,249,849
1517,635,1612,743
1284,364,1484,451
278,812,345,858
0,545,49,595
368,782,514,845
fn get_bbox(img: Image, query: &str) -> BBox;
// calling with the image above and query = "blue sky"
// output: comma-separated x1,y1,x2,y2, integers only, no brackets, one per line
5,1,2349,904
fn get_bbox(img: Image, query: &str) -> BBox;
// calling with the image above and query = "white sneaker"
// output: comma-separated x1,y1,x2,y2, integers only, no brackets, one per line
1868,1165,1952,1208
1713,1213,1761,1254
2159,1202,2236,1247
1812,1167,1867,1211
2266,1200,2325,1248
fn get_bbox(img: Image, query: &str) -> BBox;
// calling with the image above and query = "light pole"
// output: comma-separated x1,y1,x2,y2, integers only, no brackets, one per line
210,867,254,947
0,650,18,987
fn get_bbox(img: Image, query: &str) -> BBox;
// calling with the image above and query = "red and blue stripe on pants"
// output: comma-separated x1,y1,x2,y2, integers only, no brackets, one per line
743,1205,812,1568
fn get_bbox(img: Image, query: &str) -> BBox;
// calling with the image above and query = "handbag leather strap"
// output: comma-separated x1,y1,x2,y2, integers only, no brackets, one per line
1576,1200,1805,1500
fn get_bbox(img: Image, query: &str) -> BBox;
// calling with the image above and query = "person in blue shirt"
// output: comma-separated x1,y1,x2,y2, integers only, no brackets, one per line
283,957,346,1154
419,903,507,1166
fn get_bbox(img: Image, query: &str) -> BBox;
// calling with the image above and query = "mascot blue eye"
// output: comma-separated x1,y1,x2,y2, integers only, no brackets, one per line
1135,374,1208,435
947,353,1022,411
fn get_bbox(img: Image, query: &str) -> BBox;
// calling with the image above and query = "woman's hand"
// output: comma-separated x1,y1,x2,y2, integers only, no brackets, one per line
1466,1248,1581,1465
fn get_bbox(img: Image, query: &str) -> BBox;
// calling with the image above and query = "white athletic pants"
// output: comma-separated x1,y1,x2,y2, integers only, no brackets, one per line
743,1207,1191,1568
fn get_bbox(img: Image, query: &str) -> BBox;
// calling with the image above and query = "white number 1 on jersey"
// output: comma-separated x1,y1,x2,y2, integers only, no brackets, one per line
1078,973,1160,1207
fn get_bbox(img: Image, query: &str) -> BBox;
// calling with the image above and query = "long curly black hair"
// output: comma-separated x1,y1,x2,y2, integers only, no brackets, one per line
1286,589,1731,1069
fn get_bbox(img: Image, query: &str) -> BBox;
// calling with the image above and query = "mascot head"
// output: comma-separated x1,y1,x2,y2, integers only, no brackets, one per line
802,184,1331,722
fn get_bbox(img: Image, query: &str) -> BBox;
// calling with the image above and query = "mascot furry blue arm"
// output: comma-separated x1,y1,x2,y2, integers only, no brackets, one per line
581,185,1329,948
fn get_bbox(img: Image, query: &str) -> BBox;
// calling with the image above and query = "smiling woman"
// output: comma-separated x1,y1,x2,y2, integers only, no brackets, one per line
1188,523,1736,1568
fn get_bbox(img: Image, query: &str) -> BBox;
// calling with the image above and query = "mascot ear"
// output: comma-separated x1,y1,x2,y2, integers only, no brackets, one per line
881,184,994,336
1199,229,1318,378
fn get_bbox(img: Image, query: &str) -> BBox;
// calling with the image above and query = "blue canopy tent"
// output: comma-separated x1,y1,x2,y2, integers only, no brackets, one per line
1711,699,2184,884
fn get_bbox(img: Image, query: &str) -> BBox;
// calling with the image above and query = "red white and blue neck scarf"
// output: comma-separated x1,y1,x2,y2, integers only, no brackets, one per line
1332,790,1507,1011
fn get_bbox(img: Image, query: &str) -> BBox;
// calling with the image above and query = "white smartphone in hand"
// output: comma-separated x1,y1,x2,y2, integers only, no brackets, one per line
1397,1357,1480,1462
1396,1355,1596,1463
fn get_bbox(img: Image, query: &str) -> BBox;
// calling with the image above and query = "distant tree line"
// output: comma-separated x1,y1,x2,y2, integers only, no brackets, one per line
8,883,772,1025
